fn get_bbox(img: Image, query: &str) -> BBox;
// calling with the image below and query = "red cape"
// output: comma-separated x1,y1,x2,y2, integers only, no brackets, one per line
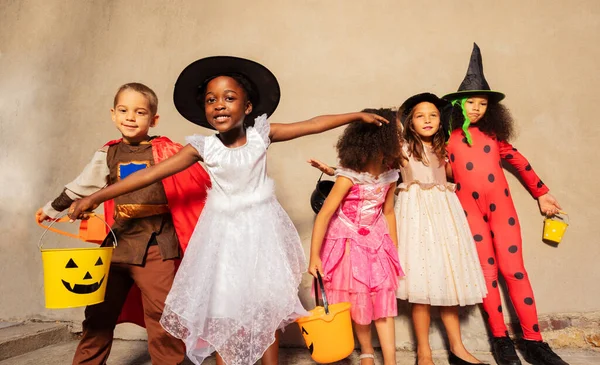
103,137,210,327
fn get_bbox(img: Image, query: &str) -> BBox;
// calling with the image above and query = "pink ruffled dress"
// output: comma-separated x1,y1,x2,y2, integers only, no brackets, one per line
320,168,404,325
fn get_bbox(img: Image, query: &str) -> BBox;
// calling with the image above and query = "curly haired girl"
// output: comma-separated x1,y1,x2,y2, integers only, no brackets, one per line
308,115,403,365
445,43,565,365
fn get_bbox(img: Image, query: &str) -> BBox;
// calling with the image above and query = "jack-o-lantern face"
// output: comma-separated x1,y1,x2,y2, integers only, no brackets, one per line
301,326,314,355
61,256,106,294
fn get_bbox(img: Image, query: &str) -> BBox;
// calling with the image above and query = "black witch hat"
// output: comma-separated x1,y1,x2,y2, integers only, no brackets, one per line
443,43,505,103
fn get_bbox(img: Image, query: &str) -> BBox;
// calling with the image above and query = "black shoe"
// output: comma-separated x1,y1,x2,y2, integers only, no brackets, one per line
448,351,489,365
518,339,569,365
491,336,522,365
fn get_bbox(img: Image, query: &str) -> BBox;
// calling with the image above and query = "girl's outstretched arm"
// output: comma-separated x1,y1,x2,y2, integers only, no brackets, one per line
498,140,548,197
68,145,202,220
269,112,388,143
308,176,353,278
382,182,398,247
497,140,561,215
307,158,335,176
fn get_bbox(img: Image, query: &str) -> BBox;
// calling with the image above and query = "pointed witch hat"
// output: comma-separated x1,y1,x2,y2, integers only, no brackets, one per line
443,43,505,103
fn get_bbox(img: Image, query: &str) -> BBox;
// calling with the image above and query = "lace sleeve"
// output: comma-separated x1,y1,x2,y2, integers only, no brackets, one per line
334,167,359,183
185,134,206,157
253,114,270,147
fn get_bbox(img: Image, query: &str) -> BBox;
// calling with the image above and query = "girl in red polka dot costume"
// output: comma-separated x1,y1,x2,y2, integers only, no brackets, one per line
444,44,567,365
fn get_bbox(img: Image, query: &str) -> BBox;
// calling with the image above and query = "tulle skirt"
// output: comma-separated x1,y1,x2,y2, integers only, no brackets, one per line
160,187,308,365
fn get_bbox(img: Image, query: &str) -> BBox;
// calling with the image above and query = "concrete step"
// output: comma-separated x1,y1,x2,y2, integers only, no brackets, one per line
0,321,73,361
1,338,600,365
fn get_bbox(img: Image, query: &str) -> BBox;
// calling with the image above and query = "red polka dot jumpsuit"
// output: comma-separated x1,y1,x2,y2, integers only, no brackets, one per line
447,127,549,341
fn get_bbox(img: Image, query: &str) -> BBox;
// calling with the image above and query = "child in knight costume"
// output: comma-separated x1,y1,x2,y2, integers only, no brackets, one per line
36,82,210,365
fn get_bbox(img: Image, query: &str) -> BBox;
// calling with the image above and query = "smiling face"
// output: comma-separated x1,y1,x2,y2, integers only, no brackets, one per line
464,95,489,124
203,76,253,133
111,89,159,144
410,102,441,143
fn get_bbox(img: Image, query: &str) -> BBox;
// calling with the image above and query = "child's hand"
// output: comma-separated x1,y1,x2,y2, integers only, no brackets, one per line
359,113,389,126
308,257,323,279
35,208,51,223
307,159,335,176
538,193,562,216
68,198,98,221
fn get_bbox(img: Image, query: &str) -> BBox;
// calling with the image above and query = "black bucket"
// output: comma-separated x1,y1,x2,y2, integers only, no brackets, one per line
310,172,335,214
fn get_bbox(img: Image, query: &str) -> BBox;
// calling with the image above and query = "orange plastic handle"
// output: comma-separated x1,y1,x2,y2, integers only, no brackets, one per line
35,215,84,240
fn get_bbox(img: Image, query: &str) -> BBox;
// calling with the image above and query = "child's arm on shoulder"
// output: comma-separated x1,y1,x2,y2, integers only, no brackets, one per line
69,145,201,220
36,147,110,222
383,182,398,247
307,158,335,176
498,140,561,215
308,176,353,278
269,112,389,143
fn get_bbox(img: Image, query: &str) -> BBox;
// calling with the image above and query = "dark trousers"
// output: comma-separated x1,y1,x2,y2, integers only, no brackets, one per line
72,246,185,364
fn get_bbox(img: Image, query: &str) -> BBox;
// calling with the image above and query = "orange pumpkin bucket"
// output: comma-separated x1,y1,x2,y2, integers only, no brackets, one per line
296,271,354,364
36,213,117,309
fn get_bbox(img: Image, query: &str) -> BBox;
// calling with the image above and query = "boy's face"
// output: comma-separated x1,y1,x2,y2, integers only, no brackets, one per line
111,89,159,144
203,76,252,133
411,102,440,141
464,95,488,124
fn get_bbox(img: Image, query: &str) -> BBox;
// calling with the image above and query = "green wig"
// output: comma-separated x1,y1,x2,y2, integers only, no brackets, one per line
448,98,473,145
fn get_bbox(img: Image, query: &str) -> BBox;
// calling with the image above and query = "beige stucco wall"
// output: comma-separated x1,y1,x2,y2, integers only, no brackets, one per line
1,0,598,349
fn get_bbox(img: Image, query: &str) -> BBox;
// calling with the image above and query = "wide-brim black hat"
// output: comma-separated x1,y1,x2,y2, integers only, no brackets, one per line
398,92,450,126
443,43,505,103
173,56,280,129
399,93,451,141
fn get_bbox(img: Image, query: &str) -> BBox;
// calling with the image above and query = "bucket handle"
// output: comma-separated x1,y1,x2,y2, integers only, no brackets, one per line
316,172,324,186
547,211,569,224
37,211,117,250
314,270,330,315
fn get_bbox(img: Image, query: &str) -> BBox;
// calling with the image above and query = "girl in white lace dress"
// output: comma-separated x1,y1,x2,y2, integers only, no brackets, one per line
396,93,487,365
68,56,389,365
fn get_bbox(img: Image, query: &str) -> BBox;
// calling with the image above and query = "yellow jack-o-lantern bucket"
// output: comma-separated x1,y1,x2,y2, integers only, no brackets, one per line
36,213,117,309
543,211,569,244
296,271,354,364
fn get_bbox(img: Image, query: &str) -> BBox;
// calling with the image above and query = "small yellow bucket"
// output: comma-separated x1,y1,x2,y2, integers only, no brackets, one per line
37,213,117,309
296,271,354,364
543,211,569,244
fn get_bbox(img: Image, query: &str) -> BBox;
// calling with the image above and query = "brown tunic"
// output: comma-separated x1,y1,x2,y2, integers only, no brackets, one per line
104,141,180,265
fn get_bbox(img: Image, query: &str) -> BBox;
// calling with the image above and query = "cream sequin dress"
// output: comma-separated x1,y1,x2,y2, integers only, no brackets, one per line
395,145,487,306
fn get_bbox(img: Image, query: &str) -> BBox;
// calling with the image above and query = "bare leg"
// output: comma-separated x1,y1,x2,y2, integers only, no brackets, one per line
260,331,280,365
355,323,375,365
412,304,435,365
215,332,280,365
374,317,396,365
439,307,482,363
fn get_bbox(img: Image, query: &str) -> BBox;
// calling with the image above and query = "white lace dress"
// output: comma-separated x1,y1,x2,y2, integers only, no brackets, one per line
160,114,308,365
395,145,487,306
